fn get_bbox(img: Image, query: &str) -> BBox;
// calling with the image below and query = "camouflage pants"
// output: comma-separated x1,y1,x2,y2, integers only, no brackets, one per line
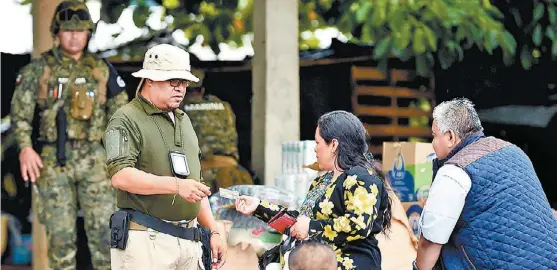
35,141,115,270
203,164,254,193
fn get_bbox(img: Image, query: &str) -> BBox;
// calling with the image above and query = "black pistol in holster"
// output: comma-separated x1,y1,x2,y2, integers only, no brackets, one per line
109,210,131,250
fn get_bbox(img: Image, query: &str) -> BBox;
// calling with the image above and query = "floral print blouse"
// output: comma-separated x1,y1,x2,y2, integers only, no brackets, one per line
254,166,388,270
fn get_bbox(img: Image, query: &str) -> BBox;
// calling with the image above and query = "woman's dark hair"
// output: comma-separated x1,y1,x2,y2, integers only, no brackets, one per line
317,110,392,233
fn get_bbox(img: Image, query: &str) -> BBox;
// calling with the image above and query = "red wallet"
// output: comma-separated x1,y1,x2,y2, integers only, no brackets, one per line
267,210,297,234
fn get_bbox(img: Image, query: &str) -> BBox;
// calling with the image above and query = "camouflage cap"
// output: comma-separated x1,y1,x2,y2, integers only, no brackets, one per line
50,0,94,36
189,69,205,88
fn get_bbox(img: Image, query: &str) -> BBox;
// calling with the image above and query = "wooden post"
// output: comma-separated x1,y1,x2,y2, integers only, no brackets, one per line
31,198,50,270
31,0,62,269
251,0,300,185
32,0,62,58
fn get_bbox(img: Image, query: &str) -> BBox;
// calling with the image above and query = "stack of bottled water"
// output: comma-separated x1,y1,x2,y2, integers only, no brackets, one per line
274,140,319,209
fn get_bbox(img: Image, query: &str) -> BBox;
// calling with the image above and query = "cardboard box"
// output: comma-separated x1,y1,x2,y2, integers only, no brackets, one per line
383,142,435,202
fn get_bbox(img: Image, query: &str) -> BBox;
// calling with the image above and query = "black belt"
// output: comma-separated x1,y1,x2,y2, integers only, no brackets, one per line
123,209,202,242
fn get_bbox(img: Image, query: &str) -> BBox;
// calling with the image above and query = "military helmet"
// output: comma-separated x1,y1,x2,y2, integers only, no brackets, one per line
50,0,94,37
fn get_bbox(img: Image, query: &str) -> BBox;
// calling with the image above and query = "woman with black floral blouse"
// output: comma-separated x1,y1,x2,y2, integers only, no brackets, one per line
236,110,393,270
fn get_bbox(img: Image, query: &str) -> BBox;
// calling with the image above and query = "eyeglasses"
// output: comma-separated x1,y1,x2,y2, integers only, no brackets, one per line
167,79,191,88
58,8,90,22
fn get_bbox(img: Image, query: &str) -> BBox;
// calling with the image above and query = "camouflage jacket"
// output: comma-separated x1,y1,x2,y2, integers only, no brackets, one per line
10,47,129,150
181,94,239,161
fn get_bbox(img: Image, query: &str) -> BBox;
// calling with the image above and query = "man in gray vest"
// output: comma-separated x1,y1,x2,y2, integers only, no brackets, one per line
416,98,557,270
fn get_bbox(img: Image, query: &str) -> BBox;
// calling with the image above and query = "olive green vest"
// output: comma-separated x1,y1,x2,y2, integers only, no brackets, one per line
116,96,202,221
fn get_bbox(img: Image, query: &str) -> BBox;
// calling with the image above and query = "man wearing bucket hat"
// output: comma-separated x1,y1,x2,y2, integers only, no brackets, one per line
104,44,226,270
180,70,254,193
10,1,129,269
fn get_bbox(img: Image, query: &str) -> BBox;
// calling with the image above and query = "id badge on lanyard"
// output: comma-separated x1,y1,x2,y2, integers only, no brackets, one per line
169,151,190,178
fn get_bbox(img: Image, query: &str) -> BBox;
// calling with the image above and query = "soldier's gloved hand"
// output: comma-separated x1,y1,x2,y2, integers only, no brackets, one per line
178,179,211,203
19,146,43,183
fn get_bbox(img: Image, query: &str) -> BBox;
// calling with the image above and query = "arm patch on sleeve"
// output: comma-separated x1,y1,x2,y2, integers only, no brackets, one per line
105,129,121,161
16,73,23,86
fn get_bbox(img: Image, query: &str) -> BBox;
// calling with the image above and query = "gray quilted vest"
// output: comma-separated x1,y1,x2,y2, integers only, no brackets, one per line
440,137,557,269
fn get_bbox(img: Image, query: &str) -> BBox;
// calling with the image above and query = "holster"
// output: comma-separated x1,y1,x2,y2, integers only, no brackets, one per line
109,210,131,250
199,226,212,270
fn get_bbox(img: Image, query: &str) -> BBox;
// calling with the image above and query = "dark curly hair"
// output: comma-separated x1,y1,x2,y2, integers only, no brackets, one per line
317,110,393,234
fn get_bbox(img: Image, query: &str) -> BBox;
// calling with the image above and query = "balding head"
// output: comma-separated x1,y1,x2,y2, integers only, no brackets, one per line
288,241,338,270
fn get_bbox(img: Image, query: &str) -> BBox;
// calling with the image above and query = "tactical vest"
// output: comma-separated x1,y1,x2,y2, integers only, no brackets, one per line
181,95,239,160
36,49,108,143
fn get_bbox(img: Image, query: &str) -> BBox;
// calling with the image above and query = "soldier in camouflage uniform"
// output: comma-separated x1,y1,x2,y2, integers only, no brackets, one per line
10,1,129,269
180,70,253,193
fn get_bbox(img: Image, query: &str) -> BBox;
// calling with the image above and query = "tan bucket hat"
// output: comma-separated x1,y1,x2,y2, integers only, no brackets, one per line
132,44,199,82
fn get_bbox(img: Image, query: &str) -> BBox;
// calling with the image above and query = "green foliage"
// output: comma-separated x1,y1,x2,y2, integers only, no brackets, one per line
23,0,555,74
101,0,131,24
504,0,557,69
97,0,250,57
333,0,517,77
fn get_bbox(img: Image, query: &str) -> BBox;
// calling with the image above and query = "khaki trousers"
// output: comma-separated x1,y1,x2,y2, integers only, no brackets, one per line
110,229,204,270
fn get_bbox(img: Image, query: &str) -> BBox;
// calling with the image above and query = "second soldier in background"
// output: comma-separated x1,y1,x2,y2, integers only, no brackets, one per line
181,70,253,192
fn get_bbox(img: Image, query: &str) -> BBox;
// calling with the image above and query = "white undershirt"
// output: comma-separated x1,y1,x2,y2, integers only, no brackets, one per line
419,164,472,244
168,112,175,124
